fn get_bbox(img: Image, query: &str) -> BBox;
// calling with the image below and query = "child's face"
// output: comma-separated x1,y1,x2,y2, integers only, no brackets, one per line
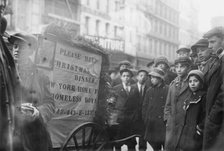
137,71,148,84
188,75,201,92
151,75,162,86
175,63,189,78
121,72,131,84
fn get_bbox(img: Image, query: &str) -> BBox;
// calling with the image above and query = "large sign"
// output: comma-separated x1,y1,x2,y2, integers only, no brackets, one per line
84,35,125,52
36,36,102,147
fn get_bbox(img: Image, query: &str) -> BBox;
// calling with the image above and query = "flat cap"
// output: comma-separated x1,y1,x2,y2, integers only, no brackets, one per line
191,39,208,52
120,68,133,77
119,60,131,67
174,57,192,66
176,47,191,54
203,26,224,38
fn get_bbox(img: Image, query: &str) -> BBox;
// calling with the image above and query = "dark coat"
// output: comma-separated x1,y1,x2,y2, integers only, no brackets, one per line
112,84,135,138
0,36,20,151
177,90,206,151
142,83,168,143
202,54,224,151
164,76,192,151
124,83,148,135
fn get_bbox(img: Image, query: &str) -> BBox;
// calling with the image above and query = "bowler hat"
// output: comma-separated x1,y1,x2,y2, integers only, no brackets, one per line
191,39,208,53
203,26,224,38
120,68,133,77
176,48,190,54
187,70,204,83
174,57,192,66
154,56,169,68
149,68,165,81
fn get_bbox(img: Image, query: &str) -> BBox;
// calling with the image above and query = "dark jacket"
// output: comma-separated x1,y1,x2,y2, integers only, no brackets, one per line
124,83,148,135
164,76,192,151
142,83,168,143
202,54,224,151
177,90,206,151
0,36,20,151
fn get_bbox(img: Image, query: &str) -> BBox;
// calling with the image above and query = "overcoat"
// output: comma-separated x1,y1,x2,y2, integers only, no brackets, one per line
177,90,206,151
163,76,192,151
202,53,224,151
142,83,168,144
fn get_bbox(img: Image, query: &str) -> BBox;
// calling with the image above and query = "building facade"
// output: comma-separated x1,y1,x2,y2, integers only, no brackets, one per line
6,0,80,36
6,0,190,67
179,0,200,48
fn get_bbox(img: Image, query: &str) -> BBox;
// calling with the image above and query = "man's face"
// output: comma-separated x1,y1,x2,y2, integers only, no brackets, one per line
137,71,148,84
177,51,190,58
208,35,223,52
175,63,189,78
196,47,212,62
120,72,131,84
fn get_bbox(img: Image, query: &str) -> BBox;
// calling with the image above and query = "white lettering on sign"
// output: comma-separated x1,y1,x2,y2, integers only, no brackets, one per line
84,35,124,52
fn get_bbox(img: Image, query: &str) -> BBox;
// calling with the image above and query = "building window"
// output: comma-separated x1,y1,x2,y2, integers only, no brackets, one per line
86,0,90,5
106,0,109,13
85,16,90,34
115,1,119,11
105,23,110,36
96,20,100,36
97,0,100,9
114,26,118,37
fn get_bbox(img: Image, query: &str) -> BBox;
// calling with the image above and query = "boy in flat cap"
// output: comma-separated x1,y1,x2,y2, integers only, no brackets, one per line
123,68,149,150
110,68,137,149
201,26,224,151
111,60,136,87
142,68,168,151
164,57,192,151
191,38,213,71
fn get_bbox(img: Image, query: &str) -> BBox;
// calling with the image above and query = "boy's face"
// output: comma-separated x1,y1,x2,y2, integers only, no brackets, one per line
121,72,131,84
188,75,201,92
151,75,162,86
137,71,148,84
175,63,189,78
196,47,211,62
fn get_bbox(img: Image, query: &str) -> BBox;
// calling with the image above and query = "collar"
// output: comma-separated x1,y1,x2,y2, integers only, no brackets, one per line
218,49,224,59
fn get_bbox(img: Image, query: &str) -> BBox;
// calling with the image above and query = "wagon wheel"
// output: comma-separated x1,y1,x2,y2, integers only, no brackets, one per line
60,122,109,151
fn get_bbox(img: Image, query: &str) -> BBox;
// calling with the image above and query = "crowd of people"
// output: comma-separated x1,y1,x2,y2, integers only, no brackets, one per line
0,10,224,150
106,26,224,151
